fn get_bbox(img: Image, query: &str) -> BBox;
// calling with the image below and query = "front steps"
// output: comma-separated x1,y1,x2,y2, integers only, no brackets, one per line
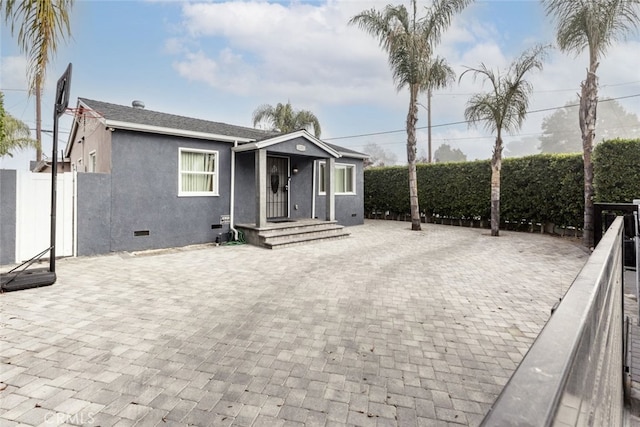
236,219,350,249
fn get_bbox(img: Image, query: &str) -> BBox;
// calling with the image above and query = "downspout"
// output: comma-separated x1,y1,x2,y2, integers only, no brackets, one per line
72,167,78,257
229,140,238,241
311,160,316,219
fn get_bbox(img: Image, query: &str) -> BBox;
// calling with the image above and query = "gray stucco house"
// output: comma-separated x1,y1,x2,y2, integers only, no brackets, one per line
65,98,367,253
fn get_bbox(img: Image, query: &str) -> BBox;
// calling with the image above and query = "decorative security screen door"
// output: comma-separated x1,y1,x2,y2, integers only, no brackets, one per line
267,156,289,219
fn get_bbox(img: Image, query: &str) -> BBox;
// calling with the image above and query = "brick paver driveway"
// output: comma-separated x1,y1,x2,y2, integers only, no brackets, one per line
0,220,588,427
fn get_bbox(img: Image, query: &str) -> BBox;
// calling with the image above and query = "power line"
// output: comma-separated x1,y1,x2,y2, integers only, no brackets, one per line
431,80,640,96
324,93,640,141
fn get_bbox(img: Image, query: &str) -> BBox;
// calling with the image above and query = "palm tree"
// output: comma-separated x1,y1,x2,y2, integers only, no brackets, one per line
252,101,322,138
350,0,472,231
543,0,640,249
3,0,74,162
460,45,547,236
1,92,37,157
423,56,456,163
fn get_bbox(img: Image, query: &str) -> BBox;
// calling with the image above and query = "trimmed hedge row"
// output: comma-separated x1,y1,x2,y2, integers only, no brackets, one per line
593,138,640,203
364,138,639,229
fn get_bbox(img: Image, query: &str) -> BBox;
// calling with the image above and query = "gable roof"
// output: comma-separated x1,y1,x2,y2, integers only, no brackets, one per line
233,129,342,158
78,98,276,142
325,142,368,160
66,98,368,160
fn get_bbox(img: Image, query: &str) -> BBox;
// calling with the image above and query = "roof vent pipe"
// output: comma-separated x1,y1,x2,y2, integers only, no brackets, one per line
132,100,145,109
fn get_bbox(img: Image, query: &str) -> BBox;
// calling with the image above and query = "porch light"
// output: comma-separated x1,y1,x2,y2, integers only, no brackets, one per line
292,166,299,174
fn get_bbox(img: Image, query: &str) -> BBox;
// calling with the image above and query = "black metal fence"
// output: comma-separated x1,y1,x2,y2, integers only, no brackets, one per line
481,217,625,426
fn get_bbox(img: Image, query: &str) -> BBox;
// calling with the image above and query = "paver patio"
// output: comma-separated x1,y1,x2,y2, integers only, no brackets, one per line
0,220,588,427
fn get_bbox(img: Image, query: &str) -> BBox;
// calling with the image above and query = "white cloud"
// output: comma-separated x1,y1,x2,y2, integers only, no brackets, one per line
170,0,478,107
164,0,640,163
1,55,29,90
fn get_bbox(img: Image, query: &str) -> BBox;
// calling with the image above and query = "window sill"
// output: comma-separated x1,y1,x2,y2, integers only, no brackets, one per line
178,192,219,197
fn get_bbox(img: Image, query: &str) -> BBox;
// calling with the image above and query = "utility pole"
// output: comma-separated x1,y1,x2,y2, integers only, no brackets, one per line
427,88,432,163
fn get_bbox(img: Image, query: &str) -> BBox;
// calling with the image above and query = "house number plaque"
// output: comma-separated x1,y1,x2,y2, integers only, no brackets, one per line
296,144,306,152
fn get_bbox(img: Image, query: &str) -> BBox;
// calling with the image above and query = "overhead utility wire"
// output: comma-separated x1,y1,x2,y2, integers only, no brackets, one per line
324,93,640,141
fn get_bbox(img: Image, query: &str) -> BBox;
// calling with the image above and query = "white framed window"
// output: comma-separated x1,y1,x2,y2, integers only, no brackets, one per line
88,151,97,172
319,162,356,195
179,148,219,196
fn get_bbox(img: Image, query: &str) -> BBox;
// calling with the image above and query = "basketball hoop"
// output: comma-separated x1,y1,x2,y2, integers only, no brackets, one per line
63,106,104,120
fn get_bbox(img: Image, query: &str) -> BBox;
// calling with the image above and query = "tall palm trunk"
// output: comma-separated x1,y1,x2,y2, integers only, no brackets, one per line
490,134,503,236
580,58,598,249
35,78,43,162
427,88,432,163
407,83,421,230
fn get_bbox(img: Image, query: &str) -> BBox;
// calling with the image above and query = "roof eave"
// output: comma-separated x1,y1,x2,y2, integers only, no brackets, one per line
64,99,109,158
338,152,369,160
232,129,341,158
105,120,256,143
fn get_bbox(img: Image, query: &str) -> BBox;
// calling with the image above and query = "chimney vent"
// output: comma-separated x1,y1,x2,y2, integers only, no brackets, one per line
132,100,145,109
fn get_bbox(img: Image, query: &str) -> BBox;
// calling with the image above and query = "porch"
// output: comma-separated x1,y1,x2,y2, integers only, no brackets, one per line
235,219,349,249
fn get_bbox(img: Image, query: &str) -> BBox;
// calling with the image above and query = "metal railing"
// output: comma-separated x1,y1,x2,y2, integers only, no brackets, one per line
481,217,625,426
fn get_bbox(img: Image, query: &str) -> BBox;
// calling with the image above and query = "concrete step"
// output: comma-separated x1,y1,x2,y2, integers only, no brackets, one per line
259,222,349,249
236,220,351,249
260,223,346,241
264,230,350,249
259,221,342,235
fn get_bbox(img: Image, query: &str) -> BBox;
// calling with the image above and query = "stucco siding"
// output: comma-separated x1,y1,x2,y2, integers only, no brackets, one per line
67,115,112,173
77,173,112,256
288,155,314,220
108,130,231,252
314,158,364,226
264,136,333,158
233,151,256,224
0,170,17,265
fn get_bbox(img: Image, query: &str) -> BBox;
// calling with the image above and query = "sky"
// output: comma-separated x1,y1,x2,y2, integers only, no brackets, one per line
1,0,639,170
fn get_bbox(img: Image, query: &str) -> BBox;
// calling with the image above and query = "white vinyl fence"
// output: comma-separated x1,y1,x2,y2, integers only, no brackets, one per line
14,171,73,264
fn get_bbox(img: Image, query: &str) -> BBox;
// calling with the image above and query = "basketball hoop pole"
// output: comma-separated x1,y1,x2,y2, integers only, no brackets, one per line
50,63,72,273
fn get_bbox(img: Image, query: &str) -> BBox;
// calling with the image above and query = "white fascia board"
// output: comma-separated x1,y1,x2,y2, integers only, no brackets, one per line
231,142,259,153
232,129,341,158
337,152,369,160
63,123,77,158
105,120,256,143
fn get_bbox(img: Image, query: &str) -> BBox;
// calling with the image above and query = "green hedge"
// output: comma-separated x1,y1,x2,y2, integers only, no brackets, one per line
593,138,640,203
364,138,639,228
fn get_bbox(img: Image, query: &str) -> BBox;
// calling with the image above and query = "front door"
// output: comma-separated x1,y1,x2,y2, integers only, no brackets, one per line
267,156,289,219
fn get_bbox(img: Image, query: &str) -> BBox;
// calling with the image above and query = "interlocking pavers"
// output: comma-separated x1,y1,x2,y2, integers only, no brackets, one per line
0,220,588,426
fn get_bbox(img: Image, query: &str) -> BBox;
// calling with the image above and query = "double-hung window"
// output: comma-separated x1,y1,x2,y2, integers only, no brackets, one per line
88,151,97,172
179,148,218,196
319,162,356,195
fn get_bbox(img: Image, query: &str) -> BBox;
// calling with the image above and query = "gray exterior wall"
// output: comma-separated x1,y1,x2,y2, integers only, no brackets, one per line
234,151,364,226
0,170,17,265
314,158,365,226
73,131,364,255
67,116,112,173
82,130,232,254
233,151,256,224
77,173,112,256
261,136,332,158
288,154,314,220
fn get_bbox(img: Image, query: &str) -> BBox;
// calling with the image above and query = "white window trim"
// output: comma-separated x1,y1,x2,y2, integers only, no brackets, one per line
318,161,356,195
178,147,219,197
88,150,96,173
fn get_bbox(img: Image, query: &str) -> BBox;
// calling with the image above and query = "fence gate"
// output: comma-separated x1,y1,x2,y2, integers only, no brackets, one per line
14,171,73,263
